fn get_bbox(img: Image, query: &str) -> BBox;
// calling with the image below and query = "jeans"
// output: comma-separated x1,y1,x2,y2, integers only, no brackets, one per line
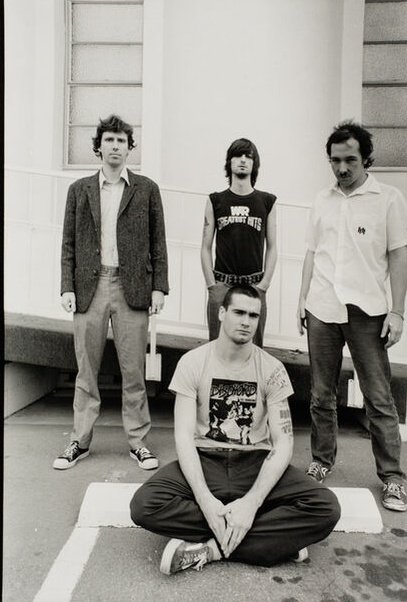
306,306,405,484
130,449,340,567
207,282,267,347
71,267,150,449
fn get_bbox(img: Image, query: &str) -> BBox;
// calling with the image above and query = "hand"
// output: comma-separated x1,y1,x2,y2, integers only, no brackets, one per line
61,292,76,313
219,497,258,558
199,495,228,546
381,312,404,349
297,298,306,335
150,290,164,315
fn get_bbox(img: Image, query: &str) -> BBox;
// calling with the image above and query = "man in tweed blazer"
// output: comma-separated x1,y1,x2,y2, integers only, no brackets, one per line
54,115,169,471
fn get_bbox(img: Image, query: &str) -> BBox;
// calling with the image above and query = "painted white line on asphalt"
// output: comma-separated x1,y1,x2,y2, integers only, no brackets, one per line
330,487,383,533
33,527,100,602
78,482,142,527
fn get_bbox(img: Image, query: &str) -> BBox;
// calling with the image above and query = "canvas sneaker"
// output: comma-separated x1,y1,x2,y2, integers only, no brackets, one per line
53,441,89,470
306,461,331,483
382,482,407,512
129,447,158,470
160,539,214,575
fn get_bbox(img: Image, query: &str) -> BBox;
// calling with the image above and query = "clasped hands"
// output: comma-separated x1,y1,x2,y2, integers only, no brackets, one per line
201,495,258,558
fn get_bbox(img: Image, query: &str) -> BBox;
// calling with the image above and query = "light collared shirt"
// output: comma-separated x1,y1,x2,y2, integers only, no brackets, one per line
99,167,129,267
305,174,407,323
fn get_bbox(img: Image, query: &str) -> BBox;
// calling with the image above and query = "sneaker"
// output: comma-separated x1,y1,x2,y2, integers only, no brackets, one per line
382,482,407,512
160,538,213,575
53,441,89,470
292,547,309,563
306,461,331,483
129,447,158,470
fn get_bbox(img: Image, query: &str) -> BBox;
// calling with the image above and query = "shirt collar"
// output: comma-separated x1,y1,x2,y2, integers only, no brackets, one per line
330,173,381,198
99,167,129,189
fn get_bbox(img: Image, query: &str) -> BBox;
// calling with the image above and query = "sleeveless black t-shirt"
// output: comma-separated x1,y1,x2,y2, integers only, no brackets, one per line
210,189,276,276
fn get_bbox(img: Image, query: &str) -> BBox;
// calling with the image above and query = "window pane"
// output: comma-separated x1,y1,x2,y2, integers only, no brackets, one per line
68,126,142,165
363,86,407,127
69,85,142,125
363,45,407,83
72,45,142,83
369,128,407,167
72,4,143,43
364,3,407,42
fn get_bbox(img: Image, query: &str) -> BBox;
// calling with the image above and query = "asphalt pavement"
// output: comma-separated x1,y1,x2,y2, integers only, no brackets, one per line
4,389,407,602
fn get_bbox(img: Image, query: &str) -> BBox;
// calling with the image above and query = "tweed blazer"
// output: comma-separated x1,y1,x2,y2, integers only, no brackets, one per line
61,169,169,312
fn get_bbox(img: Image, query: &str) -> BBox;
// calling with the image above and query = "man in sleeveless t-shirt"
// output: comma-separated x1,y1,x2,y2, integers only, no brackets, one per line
130,285,340,575
201,138,277,347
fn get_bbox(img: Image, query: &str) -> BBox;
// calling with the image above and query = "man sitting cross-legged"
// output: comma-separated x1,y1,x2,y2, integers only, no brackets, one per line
130,285,340,575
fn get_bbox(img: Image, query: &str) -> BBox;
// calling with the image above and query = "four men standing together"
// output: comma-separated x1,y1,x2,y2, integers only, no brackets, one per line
56,114,406,574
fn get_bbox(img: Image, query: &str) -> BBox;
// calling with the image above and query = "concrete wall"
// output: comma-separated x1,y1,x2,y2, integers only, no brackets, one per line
5,0,407,363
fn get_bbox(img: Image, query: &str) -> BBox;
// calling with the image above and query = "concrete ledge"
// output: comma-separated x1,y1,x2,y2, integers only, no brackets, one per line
77,482,383,534
4,363,59,418
5,312,406,421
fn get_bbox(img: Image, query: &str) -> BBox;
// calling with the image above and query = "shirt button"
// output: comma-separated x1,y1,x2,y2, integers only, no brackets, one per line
93,269,98,276
96,249,100,255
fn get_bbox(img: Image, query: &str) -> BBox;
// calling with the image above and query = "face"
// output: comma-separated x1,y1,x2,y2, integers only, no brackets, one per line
219,293,261,345
230,153,254,180
329,138,367,193
99,131,130,168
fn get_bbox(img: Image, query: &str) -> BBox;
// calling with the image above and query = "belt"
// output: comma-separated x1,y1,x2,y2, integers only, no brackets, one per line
198,447,241,453
213,270,263,285
100,265,120,276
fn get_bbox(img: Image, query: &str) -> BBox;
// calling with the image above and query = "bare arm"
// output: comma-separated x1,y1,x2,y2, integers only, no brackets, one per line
174,394,227,545
381,245,407,348
200,198,216,287
297,249,315,335
258,206,277,291
220,397,293,557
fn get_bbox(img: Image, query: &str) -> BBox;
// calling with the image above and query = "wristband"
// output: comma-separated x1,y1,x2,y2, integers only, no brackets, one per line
390,310,405,321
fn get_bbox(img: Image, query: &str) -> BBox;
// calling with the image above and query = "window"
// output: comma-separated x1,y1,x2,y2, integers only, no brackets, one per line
362,1,407,168
64,0,143,168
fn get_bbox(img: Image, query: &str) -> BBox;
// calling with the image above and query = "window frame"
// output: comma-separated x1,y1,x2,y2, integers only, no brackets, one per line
63,0,144,170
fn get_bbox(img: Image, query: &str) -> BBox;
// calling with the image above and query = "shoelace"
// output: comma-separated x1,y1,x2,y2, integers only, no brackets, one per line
137,447,154,460
384,483,406,499
180,550,208,571
63,442,79,460
308,462,324,477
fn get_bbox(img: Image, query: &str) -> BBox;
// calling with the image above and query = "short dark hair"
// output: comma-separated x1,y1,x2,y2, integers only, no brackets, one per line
326,121,374,169
224,138,260,186
221,284,261,310
92,114,135,157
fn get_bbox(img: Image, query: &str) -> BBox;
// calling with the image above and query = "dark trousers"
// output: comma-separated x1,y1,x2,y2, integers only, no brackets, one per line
306,306,405,484
207,283,267,347
130,449,340,567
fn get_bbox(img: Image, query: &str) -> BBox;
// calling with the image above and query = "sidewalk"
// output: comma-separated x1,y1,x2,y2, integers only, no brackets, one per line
4,390,407,602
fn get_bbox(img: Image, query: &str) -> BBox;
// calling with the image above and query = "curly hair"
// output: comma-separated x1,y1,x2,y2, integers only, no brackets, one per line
92,114,135,157
224,138,260,187
326,121,374,168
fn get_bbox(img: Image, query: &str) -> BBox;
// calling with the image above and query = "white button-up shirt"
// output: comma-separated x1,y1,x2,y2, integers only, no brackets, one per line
305,174,407,323
99,167,129,267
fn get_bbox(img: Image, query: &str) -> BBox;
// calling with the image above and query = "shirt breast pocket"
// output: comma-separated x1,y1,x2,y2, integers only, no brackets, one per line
350,213,380,245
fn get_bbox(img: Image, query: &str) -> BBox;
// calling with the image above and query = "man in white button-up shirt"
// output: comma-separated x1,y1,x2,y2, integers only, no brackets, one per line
297,122,407,512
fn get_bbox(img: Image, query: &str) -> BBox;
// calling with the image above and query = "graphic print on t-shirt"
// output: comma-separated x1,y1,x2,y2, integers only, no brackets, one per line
217,206,262,232
205,378,257,445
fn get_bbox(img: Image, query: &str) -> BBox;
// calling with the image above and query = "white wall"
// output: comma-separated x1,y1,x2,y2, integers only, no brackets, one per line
5,0,407,363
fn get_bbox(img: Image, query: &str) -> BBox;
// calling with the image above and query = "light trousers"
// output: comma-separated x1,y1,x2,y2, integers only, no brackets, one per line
71,267,150,449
